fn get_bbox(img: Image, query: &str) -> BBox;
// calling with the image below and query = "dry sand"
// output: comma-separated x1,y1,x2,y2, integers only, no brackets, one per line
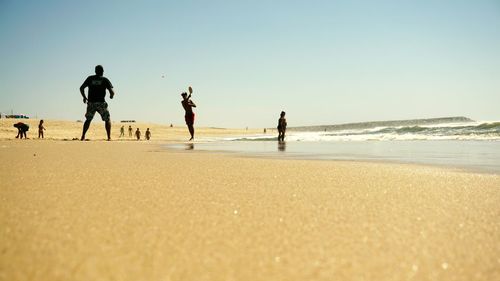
0,119,263,141
0,120,499,281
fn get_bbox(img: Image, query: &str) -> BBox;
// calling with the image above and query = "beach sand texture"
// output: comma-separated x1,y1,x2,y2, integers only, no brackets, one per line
0,122,499,280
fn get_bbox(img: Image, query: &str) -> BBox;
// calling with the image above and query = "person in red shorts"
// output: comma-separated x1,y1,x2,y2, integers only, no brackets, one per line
181,92,197,141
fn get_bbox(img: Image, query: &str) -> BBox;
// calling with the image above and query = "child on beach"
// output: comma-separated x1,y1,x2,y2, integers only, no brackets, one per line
135,128,141,140
145,128,151,140
38,120,46,139
277,111,287,141
14,122,29,139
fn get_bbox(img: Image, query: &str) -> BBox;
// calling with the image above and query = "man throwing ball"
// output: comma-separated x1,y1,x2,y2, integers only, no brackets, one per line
79,65,115,141
181,88,196,141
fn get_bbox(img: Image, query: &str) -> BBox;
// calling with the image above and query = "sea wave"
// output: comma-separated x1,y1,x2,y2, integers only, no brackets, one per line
220,121,500,142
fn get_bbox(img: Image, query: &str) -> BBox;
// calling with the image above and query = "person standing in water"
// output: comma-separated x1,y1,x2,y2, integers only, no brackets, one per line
277,111,287,141
181,92,197,141
79,65,115,141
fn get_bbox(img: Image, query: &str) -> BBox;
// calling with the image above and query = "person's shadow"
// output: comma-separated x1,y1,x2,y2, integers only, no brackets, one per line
185,143,194,150
278,141,286,152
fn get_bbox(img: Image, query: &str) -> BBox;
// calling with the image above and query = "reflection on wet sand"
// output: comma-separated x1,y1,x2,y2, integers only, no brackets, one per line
278,141,286,152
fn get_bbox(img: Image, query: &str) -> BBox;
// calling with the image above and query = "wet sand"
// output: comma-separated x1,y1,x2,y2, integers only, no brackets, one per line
1,139,499,281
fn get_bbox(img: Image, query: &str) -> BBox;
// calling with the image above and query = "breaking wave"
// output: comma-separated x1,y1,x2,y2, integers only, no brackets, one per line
221,120,500,142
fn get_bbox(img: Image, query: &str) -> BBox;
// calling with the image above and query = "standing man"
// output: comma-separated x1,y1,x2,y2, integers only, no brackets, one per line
79,65,115,141
181,92,196,141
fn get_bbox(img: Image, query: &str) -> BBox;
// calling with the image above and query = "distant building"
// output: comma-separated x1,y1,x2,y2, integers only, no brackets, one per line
5,114,29,119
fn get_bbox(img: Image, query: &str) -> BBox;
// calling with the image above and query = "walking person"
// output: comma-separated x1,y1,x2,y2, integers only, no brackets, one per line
145,128,151,140
181,92,197,141
277,111,287,141
120,125,125,138
128,125,133,137
79,65,115,141
135,128,141,140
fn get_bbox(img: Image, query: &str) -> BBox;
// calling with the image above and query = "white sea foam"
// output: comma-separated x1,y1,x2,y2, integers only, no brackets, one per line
210,120,500,142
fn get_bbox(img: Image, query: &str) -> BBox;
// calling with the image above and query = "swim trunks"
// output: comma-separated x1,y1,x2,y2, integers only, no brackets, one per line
185,113,195,125
85,102,110,122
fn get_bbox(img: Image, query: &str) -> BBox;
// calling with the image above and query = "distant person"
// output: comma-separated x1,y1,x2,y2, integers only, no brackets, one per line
264,128,267,134
128,125,133,137
145,128,151,140
181,92,197,141
135,128,141,140
277,111,287,141
120,125,125,137
38,120,46,139
79,65,115,141
14,122,29,139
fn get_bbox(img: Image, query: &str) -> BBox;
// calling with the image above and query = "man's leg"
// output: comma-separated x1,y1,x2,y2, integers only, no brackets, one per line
81,120,91,140
188,124,194,140
105,121,111,141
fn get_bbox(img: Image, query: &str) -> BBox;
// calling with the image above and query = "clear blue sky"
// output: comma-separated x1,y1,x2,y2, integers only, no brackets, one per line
1,0,499,127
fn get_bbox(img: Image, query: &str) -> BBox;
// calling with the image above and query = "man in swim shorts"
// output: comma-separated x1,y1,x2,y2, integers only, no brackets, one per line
79,65,115,141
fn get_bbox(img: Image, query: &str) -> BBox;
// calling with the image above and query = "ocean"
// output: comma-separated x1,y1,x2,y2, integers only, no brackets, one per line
168,117,500,173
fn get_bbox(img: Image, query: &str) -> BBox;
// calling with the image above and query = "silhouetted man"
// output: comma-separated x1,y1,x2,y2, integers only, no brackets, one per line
79,65,115,141
181,92,196,141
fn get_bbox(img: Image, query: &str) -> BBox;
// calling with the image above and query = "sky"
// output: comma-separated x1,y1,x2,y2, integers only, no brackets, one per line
1,0,499,128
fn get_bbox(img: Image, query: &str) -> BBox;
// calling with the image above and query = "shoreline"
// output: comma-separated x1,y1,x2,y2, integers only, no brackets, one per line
165,140,500,175
2,137,498,175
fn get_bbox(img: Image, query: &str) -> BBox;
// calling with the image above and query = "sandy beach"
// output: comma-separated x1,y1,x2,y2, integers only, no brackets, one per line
0,121,499,281
0,119,262,141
